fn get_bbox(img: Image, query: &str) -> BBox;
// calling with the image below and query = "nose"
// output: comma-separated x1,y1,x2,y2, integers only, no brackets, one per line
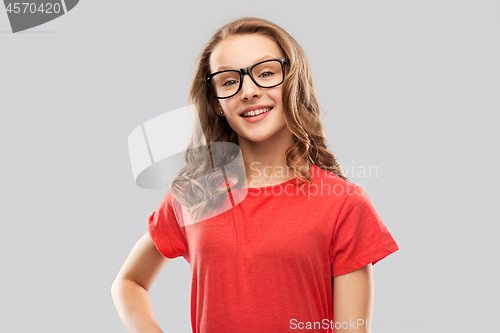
240,73,261,100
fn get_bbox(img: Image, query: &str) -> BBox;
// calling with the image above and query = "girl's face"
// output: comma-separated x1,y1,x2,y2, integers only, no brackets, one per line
210,34,289,144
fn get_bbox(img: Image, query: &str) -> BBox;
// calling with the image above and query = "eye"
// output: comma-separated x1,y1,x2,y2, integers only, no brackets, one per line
222,80,238,87
259,71,274,78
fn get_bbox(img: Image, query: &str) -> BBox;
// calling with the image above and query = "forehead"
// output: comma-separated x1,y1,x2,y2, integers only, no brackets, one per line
210,34,284,73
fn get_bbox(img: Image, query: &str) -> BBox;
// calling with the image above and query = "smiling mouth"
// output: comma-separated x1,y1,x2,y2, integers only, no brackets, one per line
240,107,273,117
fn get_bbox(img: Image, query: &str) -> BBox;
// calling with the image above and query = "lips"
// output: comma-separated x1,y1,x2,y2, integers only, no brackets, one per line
240,107,273,117
239,105,274,116
240,107,273,123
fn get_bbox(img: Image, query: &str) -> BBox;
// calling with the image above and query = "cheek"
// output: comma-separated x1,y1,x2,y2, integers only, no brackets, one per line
272,87,284,104
223,111,239,128
221,100,237,112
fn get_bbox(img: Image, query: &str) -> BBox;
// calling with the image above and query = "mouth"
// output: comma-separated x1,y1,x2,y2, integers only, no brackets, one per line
240,107,273,118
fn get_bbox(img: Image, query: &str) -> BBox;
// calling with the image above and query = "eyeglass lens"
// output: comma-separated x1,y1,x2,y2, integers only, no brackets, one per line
211,60,283,98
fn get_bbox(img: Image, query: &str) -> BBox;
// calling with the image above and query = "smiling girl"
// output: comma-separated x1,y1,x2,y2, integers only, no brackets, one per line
111,17,399,333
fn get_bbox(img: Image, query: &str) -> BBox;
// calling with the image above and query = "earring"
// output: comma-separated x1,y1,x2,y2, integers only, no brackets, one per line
219,107,224,116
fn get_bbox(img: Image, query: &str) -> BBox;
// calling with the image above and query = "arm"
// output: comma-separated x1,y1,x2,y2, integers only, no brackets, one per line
111,231,171,333
333,264,374,333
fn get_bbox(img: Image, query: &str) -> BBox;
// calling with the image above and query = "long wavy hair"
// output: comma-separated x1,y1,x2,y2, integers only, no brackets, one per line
168,17,349,224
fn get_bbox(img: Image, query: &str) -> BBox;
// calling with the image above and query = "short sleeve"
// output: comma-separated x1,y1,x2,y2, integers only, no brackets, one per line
330,185,399,276
148,190,188,259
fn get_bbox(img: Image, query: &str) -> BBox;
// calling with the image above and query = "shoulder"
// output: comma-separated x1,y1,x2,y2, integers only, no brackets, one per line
309,164,359,198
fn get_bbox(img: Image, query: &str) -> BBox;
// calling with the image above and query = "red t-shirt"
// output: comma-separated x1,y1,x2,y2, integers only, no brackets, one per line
148,164,399,333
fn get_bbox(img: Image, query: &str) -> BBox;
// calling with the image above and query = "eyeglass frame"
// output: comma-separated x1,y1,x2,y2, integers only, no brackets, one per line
204,57,290,99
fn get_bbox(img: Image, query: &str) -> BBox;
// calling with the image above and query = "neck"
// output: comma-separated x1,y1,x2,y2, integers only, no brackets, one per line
237,128,310,188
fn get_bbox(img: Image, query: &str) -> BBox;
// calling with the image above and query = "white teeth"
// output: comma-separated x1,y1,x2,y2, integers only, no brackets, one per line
242,107,272,117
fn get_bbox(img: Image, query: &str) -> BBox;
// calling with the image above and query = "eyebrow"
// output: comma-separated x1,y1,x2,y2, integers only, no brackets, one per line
214,55,278,72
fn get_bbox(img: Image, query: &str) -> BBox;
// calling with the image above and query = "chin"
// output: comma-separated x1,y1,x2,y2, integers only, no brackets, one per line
239,132,268,143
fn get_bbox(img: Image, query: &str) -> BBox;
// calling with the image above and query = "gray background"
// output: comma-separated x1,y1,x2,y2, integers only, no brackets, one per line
1,0,498,332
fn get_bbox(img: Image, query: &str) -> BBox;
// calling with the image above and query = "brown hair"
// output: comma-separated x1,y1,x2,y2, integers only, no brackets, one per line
169,17,349,223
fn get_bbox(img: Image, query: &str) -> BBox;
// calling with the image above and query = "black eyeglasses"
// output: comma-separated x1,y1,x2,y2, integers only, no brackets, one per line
204,57,290,99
